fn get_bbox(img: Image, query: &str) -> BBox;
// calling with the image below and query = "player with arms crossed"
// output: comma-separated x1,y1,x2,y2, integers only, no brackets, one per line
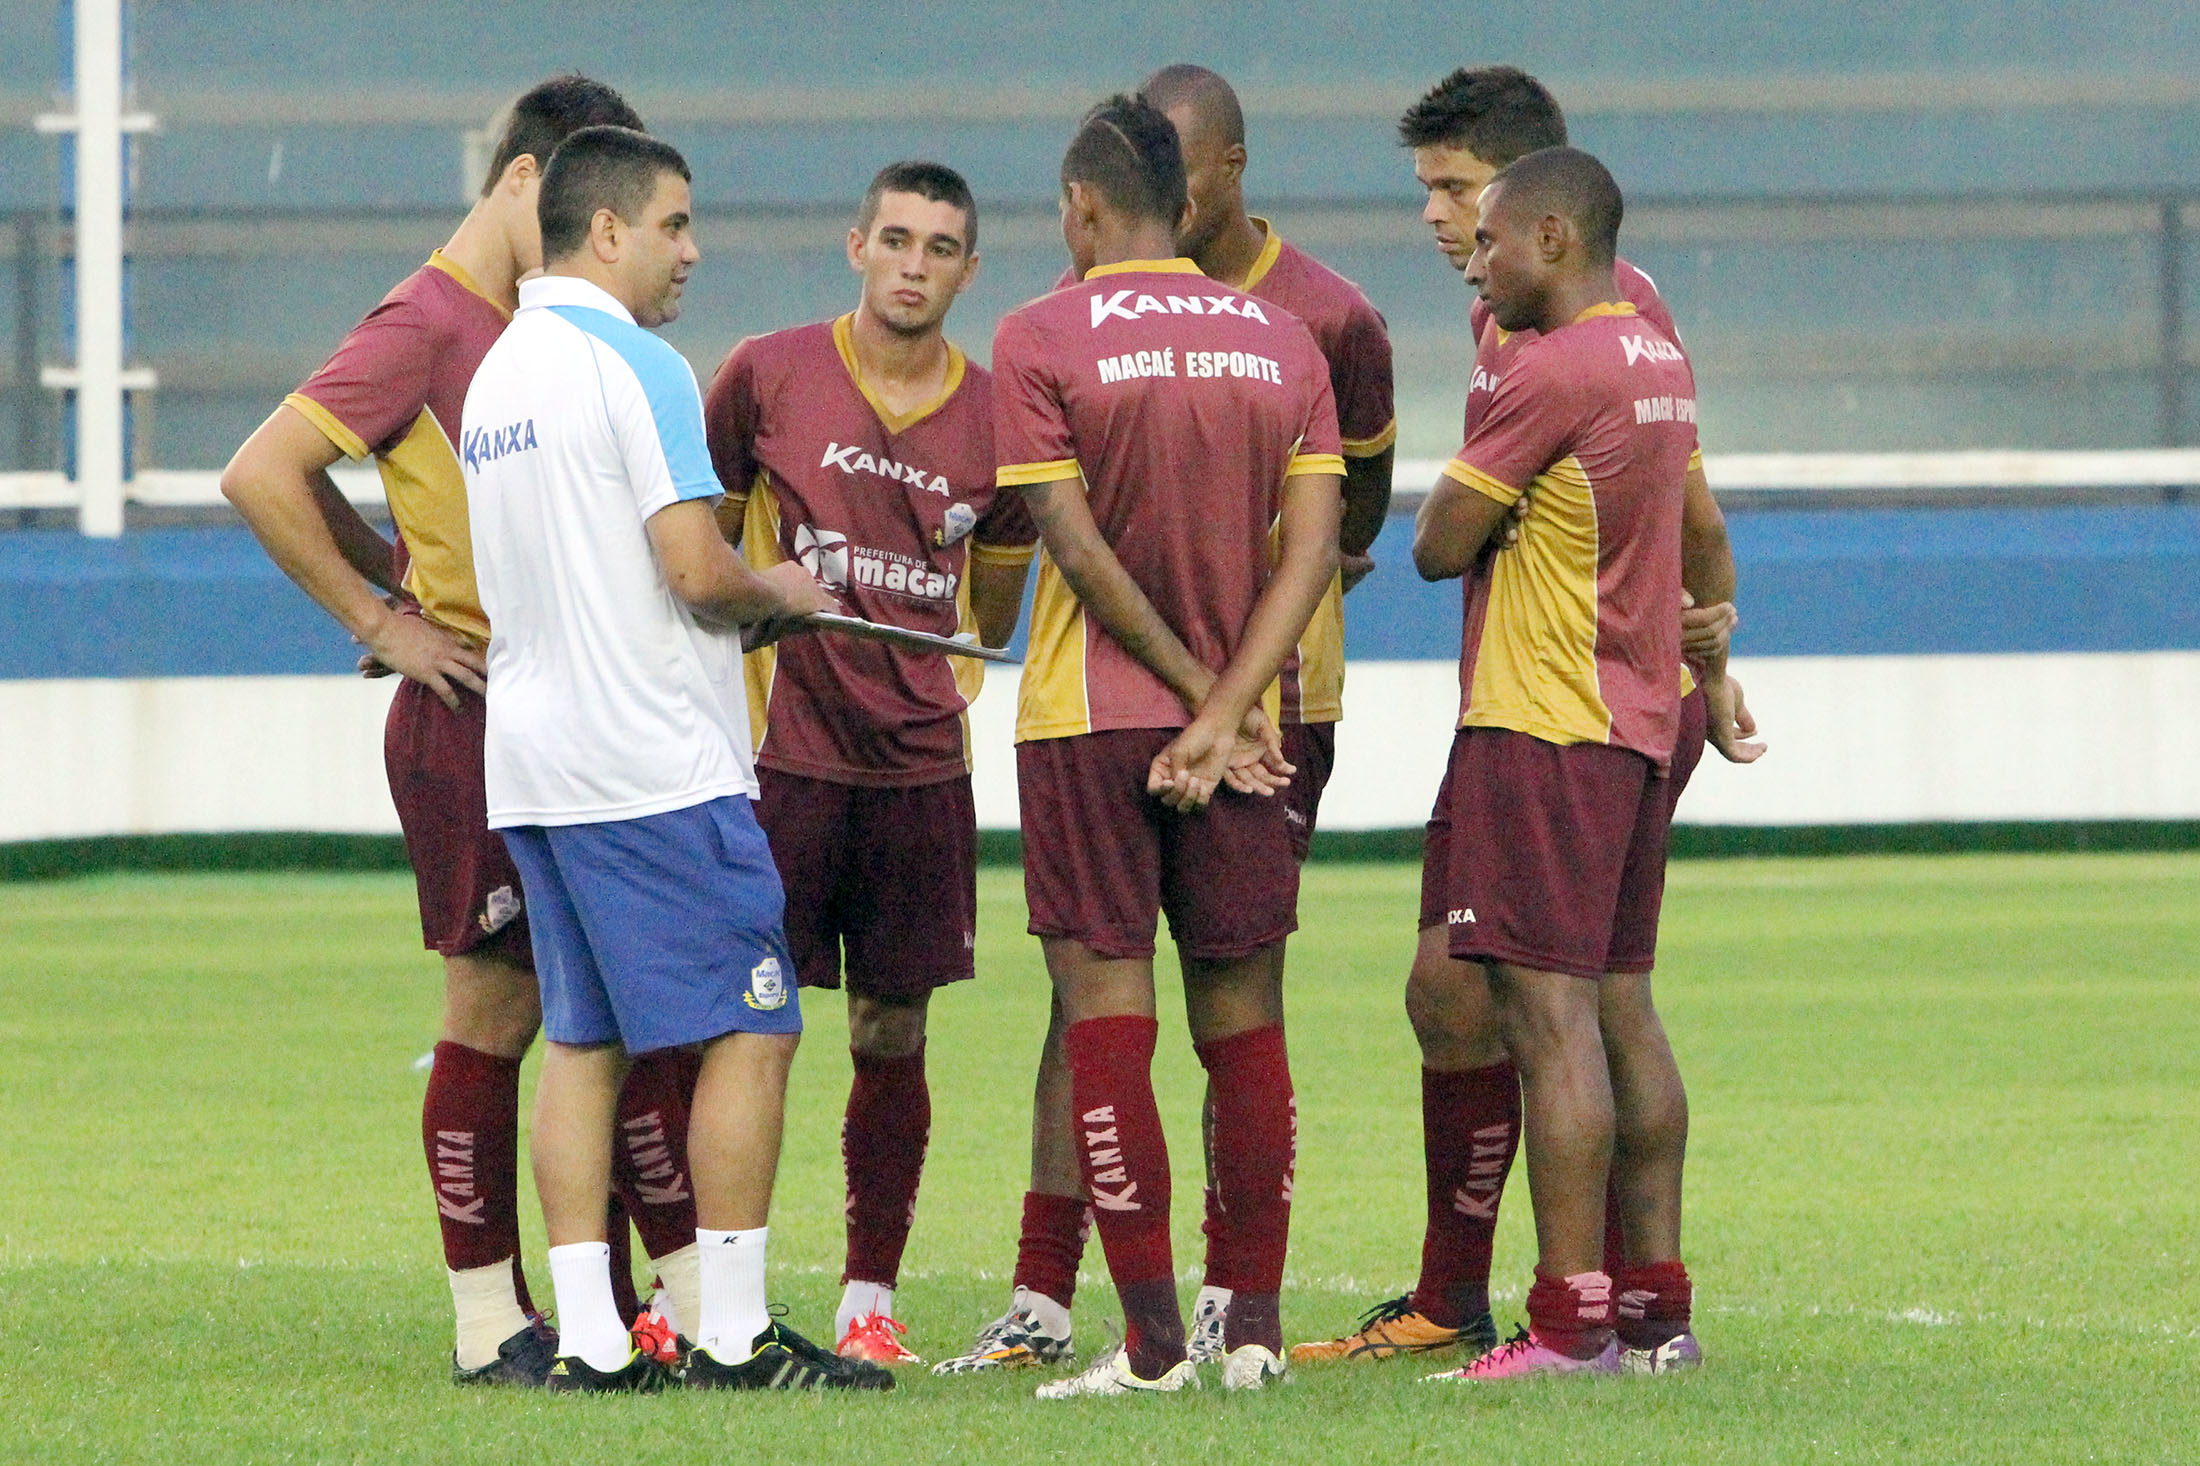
1292,66,1759,1372
987,95,1343,1398
463,126,887,1394
703,161,1036,1366
1404,145,1738,1379
941,63,1396,1376
219,77,712,1385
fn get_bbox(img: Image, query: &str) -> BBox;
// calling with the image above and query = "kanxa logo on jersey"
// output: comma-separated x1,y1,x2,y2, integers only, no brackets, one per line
460,418,536,471
1468,365,1502,398
795,523,959,602
1088,289,1271,328
820,441,952,497
1619,334,1685,368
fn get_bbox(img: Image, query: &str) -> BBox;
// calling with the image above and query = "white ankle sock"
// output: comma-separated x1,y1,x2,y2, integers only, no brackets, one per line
447,1257,530,1371
546,1242,632,1372
651,1242,700,1340
697,1226,771,1360
1013,1284,1072,1340
836,1279,895,1341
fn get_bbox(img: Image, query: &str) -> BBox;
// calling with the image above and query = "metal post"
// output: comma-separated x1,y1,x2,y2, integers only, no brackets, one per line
69,0,125,536
2164,200,2187,449
13,214,39,472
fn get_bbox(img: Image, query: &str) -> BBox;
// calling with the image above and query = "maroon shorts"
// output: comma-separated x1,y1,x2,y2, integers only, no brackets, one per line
1279,719,1337,863
753,767,977,1000
1417,725,1673,980
1018,729,1299,962
384,677,530,963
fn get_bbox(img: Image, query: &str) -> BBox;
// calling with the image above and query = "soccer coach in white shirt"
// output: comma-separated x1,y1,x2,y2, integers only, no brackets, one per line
462,126,887,1394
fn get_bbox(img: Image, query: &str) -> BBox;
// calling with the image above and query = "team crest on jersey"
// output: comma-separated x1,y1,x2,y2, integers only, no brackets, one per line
744,956,787,1010
935,502,977,547
795,524,851,589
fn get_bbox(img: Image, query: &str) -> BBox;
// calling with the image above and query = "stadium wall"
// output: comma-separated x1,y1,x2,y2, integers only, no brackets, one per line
5,494,2196,851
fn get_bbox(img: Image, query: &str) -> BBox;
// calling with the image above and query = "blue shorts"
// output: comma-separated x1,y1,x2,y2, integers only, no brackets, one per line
502,795,802,1053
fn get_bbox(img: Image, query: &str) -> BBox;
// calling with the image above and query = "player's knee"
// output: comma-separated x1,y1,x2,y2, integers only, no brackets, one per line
441,953,540,1056
846,993,927,1058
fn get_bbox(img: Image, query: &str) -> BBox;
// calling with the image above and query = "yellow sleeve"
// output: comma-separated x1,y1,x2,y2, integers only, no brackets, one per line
1441,457,1523,506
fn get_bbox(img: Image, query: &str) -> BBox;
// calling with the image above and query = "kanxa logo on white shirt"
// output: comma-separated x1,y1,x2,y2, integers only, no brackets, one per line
461,418,537,471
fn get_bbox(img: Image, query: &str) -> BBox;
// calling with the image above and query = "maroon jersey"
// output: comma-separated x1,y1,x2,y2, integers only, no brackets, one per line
1464,256,1675,438
1442,302,1697,766
993,257,1344,741
705,315,1037,787
286,251,510,643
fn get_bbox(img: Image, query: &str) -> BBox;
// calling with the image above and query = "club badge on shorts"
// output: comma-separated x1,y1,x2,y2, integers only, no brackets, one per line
744,955,787,1010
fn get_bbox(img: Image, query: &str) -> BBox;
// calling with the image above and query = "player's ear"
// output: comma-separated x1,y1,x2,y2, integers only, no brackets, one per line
1175,197,1198,248
954,248,981,294
1536,211,1569,264
1223,143,1247,186
497,152,539,198
846,225,866,274
590,206,622,262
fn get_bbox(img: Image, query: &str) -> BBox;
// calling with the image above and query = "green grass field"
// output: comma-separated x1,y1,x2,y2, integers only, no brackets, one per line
4,854,2196,1463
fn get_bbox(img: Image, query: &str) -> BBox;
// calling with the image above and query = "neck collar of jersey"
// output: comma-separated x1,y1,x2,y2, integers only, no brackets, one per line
831,312,966,434
519,273,635,323
1573,300,1637,323
1084,257,1204,280
427,250,512,321
1239,219,1284,292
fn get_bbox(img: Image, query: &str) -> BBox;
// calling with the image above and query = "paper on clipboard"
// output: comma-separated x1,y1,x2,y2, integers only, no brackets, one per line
803,612,1016,662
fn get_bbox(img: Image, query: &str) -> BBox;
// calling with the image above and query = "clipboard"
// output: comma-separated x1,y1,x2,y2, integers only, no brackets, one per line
803,612,1017,663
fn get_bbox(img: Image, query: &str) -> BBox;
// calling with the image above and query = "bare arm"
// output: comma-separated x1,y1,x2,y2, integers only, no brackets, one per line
220,403,486,708
1020,475,1217,711
1339,447,1392,558
1679,460,1764,762
1149,468,1344,810
969,554,1033,650
646,498,836,629
1412,468,1516,582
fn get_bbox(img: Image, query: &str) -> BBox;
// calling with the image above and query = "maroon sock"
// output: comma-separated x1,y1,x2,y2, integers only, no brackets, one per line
1526,1265,1617,1359
841,1047,932,1287
606,1195,641,1323
1615,1259,1693,1350
1013,1191,1091,1308
1410,1062,1519,1327
1600,1174,1629,1275
1199,1183,1231,1290
1194,1025,1295,1353
1062,1015,1182,1377
611,1048,702,1265
422,1042,527,1293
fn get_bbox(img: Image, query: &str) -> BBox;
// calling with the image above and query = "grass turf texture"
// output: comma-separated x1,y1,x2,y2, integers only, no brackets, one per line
3,855,2195,1462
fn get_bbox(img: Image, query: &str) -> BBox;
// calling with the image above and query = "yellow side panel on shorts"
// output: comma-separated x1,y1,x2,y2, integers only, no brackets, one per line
1461,454,1613,746
738,476,785,751
1015,548,1093,742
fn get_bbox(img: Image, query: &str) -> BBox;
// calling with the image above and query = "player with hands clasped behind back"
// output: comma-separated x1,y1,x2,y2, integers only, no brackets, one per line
985,95,1343,1399
460,126,886,1394
941,63,1399,1379
702,161,1038,1367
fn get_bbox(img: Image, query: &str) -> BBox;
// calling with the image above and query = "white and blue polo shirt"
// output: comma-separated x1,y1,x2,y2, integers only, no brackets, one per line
463,274,757,829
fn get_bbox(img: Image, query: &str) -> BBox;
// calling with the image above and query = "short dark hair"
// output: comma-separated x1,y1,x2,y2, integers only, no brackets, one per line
1397,66,1567,167
1492,146,1623,266
1138,63,1245,149
538,127,692,261
856,160,978,251
479,74,643,197
1061,94,1187,226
